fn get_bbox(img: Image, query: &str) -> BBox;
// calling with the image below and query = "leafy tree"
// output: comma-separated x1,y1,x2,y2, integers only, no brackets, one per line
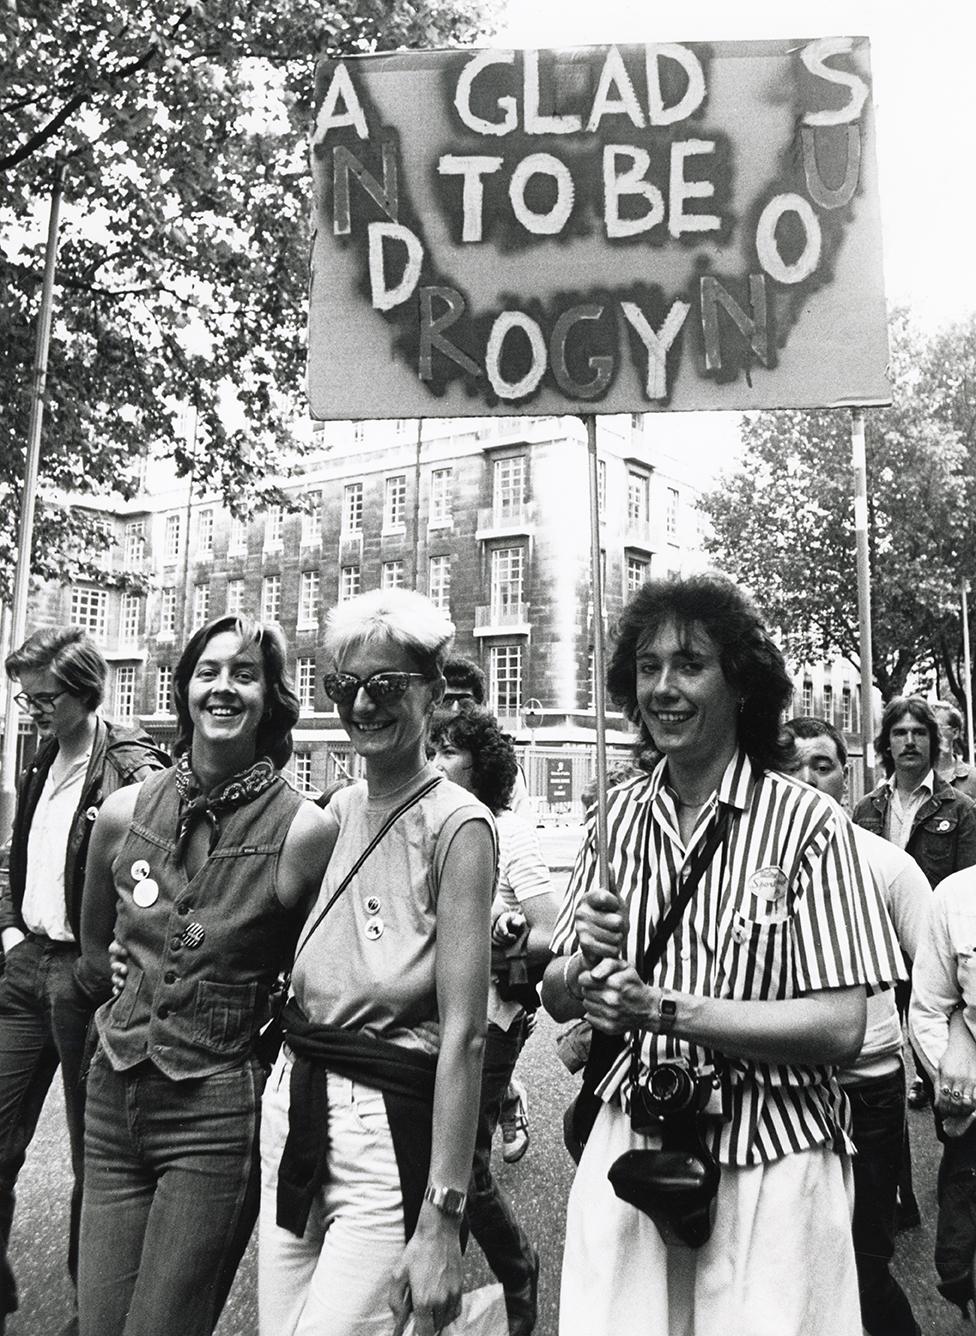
0,0,499,598
701,313,976,701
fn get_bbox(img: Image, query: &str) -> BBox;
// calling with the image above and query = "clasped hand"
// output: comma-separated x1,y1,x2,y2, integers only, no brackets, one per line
575,886,662,1034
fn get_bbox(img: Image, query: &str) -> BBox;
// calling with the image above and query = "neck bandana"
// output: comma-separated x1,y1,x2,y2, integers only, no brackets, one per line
174,752,278,860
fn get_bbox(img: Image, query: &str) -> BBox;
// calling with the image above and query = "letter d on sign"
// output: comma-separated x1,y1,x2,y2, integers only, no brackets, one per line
368,223,424,311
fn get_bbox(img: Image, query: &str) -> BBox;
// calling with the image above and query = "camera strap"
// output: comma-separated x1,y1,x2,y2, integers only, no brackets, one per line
629,804,731,1086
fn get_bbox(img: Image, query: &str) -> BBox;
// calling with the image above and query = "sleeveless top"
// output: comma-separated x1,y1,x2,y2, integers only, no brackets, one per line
96,766,305,1079
292,766,494,1057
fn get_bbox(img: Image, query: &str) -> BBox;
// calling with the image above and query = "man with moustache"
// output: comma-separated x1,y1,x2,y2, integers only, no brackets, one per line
853,696,976,890
0,627,167,1334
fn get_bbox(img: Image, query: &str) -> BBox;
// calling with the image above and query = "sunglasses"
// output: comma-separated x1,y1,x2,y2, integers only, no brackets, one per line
322,670,430,706
14,690,67,713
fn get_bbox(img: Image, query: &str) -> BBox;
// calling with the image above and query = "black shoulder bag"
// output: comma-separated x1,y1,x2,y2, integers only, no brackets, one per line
255,775,442,1069
563,805,730,1165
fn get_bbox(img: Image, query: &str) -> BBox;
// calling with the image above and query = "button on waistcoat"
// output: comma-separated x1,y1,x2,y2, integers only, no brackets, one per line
96,767,306,1079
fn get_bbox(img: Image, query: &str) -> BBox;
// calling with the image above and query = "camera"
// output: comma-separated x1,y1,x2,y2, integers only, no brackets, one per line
630,1059,717,1134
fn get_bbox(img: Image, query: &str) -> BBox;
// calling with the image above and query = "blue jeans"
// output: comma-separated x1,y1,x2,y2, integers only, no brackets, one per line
467,1017,535,1296
78,1046,264,1336
847,1067,921,1336
0,936,92,1321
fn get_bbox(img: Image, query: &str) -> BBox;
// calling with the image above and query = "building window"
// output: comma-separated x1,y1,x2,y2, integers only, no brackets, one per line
665,487,680,540
626,555,649,595
192,583,210,628
841,685,854,731
197,508,214,556
301,491,322,546
353,422,367,445
123,520,146,566
489,644,522,719
493,455,525,521
382,560,405,590
298,570,321,627
228,515,248,554
588,647,596,710
225,578,245,616
428,555,451,611
801,679,814,715
120,592,141,644
627,471,649,526
159,587,177,635
384,474,407,531
156,664,173,714
261,575,281,623
342,482,364,534
296,657,316,712
264,505,283,549
430,469,452,525
113,665,137,723
394,418,413,438
822,683,834,723
490,547,524,616
597,459,607,518
163,513,182,564
293,750,313,793
340,566,361,601
71,586,108,638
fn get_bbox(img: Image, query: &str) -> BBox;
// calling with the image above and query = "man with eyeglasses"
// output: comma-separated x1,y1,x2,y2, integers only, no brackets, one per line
0,627,167,1334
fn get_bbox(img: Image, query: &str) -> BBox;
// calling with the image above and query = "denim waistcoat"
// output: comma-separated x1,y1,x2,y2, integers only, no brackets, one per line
96,767,305,1079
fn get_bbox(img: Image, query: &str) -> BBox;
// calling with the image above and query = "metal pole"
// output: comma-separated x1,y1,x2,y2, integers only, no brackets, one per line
851,408,875,791
584,415,610,890
0,158,65,838
962,580,975,767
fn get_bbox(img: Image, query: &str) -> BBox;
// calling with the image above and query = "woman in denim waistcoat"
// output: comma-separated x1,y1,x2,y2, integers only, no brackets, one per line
76,616,335,1336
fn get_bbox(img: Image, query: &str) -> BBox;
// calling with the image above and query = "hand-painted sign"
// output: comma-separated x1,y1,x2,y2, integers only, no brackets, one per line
308,38,890,418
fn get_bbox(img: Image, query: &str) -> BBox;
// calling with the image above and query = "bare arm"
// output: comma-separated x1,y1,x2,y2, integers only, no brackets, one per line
581,956,866,1066
75,785,141,1002
389,816,494,1336
275,801,339,911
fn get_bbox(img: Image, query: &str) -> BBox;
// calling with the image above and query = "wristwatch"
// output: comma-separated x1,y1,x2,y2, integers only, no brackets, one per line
658,993,678,1032
423,1184,467,1218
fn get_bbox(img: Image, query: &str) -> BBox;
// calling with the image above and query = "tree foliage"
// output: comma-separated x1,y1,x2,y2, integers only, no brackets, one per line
0,0,499,598
701,312,976,701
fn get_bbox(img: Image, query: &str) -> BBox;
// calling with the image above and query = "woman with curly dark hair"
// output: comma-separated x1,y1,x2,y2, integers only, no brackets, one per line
429,703,557,1336
543,573,904,1336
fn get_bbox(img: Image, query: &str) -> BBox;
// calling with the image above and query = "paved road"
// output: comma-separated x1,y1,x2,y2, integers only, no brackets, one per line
6,825,969,1334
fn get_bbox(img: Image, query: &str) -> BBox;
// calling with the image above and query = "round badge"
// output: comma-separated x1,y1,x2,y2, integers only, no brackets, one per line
133,878,159,908
364,896,381,915
181,922,206,949
939,820,951,832
131,860,151,882
364,916,385,941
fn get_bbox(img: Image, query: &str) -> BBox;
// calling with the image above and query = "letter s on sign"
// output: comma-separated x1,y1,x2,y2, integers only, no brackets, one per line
800,37,869,127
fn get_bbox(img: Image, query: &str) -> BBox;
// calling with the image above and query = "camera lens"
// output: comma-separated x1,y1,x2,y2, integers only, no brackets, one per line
647,1063,694,1111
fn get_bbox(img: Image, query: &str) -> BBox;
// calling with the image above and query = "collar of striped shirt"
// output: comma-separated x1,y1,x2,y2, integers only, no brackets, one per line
637,748,756,815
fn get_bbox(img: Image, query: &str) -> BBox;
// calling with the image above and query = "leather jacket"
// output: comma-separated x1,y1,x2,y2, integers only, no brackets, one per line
852,775,976,888
0,717,169,942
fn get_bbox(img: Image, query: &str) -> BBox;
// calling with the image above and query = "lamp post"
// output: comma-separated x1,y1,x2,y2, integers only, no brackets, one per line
522,698,543,803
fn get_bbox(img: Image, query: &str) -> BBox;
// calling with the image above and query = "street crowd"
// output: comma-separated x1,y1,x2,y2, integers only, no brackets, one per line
1,573,975,1336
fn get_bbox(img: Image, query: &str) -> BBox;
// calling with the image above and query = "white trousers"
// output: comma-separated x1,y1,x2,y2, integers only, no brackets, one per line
258,1049,405,1336
560,1101,861,1336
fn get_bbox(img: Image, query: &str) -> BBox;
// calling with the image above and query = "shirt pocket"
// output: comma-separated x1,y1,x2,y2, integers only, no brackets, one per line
192,980,259,1054
715,911,794,1000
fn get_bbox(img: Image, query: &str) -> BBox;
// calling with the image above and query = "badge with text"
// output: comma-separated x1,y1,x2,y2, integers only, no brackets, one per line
747,866,788,904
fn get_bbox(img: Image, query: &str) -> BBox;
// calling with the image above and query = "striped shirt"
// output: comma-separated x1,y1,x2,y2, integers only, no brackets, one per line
551,749,904,1167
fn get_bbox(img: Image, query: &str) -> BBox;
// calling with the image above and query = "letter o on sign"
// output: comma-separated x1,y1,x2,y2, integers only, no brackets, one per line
755,192,822,285
485,312,548,400
509,153,575,236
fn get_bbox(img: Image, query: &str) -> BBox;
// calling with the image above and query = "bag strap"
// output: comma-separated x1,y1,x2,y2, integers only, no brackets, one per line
291,773,442,971
635,803,731,982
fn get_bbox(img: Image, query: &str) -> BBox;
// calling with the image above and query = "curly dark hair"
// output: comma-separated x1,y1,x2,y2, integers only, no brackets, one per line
606,574,793,771
876,696,941,778
173,615,300,769
428,702,518,814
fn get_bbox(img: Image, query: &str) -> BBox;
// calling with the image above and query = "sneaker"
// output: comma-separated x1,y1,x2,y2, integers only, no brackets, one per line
906,1078,930,1110
501,1079,529,1164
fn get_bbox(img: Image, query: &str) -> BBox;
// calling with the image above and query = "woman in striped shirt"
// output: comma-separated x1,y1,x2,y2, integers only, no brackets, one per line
543,574,903,1336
